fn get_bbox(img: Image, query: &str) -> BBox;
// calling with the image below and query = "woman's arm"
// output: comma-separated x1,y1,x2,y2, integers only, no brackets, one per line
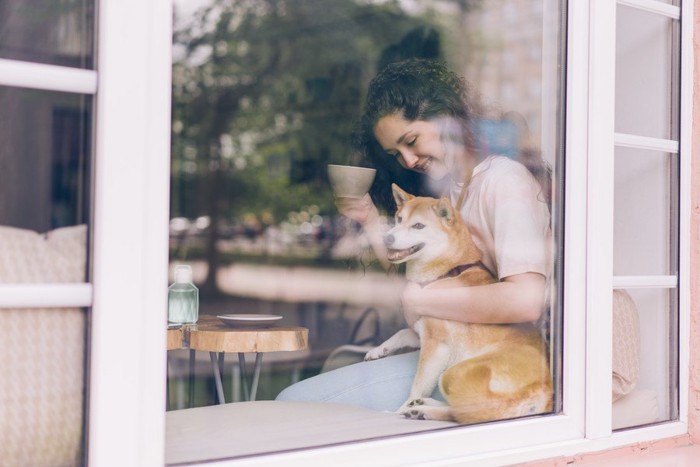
401,271,546,325
362,217,392,271
335,194,391,271
401,158,551,325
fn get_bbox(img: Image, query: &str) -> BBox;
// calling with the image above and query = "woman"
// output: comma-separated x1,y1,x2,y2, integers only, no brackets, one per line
276,59,551,410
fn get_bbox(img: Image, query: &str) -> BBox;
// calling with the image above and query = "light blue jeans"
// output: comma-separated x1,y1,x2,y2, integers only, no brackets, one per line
275,350,444,412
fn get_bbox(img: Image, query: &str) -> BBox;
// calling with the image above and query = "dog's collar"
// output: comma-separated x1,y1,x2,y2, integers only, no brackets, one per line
418,261,489,287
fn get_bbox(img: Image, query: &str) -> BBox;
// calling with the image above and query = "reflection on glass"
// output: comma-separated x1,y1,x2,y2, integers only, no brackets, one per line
613,148,677,277
0,0,94,68
0,86,91,283
615,5,679,140
167,0,563,461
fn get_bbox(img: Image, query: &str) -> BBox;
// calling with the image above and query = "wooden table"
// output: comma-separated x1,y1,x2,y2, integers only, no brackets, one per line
166,328,183,409
167,328,182,350
169,315,308,404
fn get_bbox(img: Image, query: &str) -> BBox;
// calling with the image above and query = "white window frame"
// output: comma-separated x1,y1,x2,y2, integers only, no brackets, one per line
0,0,691,464
0,0,171,465
89,0,172,465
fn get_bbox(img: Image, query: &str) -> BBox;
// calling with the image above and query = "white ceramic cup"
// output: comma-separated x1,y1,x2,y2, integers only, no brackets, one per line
327,164,377,198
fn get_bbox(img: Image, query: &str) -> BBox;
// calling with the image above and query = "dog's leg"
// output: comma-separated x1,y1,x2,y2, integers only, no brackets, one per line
364,328,420,361
403,398,454,422
397,339,451,417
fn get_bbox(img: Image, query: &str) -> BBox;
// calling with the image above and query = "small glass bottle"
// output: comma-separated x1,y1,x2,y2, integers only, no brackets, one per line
168,264,199,324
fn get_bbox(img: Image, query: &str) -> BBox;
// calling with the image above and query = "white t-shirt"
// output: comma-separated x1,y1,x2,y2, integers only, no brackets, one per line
447,155,551,280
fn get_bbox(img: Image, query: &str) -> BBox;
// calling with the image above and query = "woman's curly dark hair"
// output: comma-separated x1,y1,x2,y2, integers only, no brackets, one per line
352,59,482,212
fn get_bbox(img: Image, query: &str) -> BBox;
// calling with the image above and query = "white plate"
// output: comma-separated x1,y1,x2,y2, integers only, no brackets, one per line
217,314,282,328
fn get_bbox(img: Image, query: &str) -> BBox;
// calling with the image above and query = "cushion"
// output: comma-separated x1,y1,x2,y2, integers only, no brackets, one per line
612,289,641,401
0,224,87,283
0,224,87,466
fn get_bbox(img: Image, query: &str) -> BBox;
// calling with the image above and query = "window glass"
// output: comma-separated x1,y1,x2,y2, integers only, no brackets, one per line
0,0,94,68
613,148,677,276
612,287,678,430
0,86,91,283
0,85,91,467
167,0,564,461
615,5,679,140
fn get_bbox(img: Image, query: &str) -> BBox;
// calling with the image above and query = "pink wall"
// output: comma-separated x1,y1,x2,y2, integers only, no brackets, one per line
689,1,700,446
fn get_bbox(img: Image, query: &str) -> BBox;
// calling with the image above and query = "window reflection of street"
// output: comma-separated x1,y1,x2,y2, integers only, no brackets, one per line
168,212,406,406
170,213,386,271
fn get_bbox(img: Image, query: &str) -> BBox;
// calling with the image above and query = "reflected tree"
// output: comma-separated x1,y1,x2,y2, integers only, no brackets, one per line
171,0,431,294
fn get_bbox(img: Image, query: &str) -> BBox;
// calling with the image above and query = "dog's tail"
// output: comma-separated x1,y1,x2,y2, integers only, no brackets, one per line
440,363,553,425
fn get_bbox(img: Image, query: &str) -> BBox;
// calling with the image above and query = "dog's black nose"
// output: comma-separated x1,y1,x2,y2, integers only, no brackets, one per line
384,234,395,247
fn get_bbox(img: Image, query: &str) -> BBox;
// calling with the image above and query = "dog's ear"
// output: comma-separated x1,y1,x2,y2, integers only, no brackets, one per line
433,197,455,222
392,184,413,209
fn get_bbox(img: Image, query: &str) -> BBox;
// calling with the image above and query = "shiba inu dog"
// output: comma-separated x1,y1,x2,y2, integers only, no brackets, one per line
365,184,552,424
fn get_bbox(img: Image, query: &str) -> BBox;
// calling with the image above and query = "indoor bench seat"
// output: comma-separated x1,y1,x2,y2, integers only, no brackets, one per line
165,400,456,464
165,392,659,464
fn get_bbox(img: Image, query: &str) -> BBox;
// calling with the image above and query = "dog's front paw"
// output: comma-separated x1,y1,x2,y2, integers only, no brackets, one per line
364,346,391,361
399,398,451,421
400,400,428,420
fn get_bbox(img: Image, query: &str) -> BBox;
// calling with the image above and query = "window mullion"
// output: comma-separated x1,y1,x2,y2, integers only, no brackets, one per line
616,0,680,20
0,284,92,308
562,0,593,433
0,58,97,94
585,0,617,439
89,0,171,465
614,133,679,153
612,275,677,289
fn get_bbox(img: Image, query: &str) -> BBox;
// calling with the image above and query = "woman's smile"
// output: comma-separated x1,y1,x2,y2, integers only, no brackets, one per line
374,113,456,181
413,158,432,173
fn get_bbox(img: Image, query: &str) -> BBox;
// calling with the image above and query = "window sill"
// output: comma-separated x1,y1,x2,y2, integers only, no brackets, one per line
165,400,687,466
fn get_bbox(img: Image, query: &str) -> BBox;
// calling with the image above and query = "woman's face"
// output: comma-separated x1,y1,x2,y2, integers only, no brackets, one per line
374,113,460,181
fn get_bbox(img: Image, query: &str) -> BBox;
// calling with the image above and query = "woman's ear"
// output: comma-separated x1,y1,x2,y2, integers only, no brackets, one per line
433,197,454,222
392,183,414,209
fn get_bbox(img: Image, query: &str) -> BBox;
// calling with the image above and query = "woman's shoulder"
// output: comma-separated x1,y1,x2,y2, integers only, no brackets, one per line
478,155,533,180
474,155,546,204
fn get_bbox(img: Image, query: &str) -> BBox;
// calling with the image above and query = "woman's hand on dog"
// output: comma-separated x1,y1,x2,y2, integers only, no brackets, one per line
401,282,427,327
401,273,547,325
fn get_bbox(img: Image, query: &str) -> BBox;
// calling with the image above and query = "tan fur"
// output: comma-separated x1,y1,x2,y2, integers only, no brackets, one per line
368,184,552,424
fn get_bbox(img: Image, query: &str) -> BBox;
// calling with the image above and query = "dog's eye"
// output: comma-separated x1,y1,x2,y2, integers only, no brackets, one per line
412,223,425,230
397,216,403,224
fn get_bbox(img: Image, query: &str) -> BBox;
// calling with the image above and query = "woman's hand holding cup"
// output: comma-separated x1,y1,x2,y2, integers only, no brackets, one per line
334,193,380,227
328,164,378,226
328,164,389,269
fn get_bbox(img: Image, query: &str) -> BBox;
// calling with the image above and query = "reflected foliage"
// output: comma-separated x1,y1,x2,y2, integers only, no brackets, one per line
171,0,436,292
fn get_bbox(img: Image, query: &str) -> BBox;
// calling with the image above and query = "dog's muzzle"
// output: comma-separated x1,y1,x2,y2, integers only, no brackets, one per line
384,232,425,261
